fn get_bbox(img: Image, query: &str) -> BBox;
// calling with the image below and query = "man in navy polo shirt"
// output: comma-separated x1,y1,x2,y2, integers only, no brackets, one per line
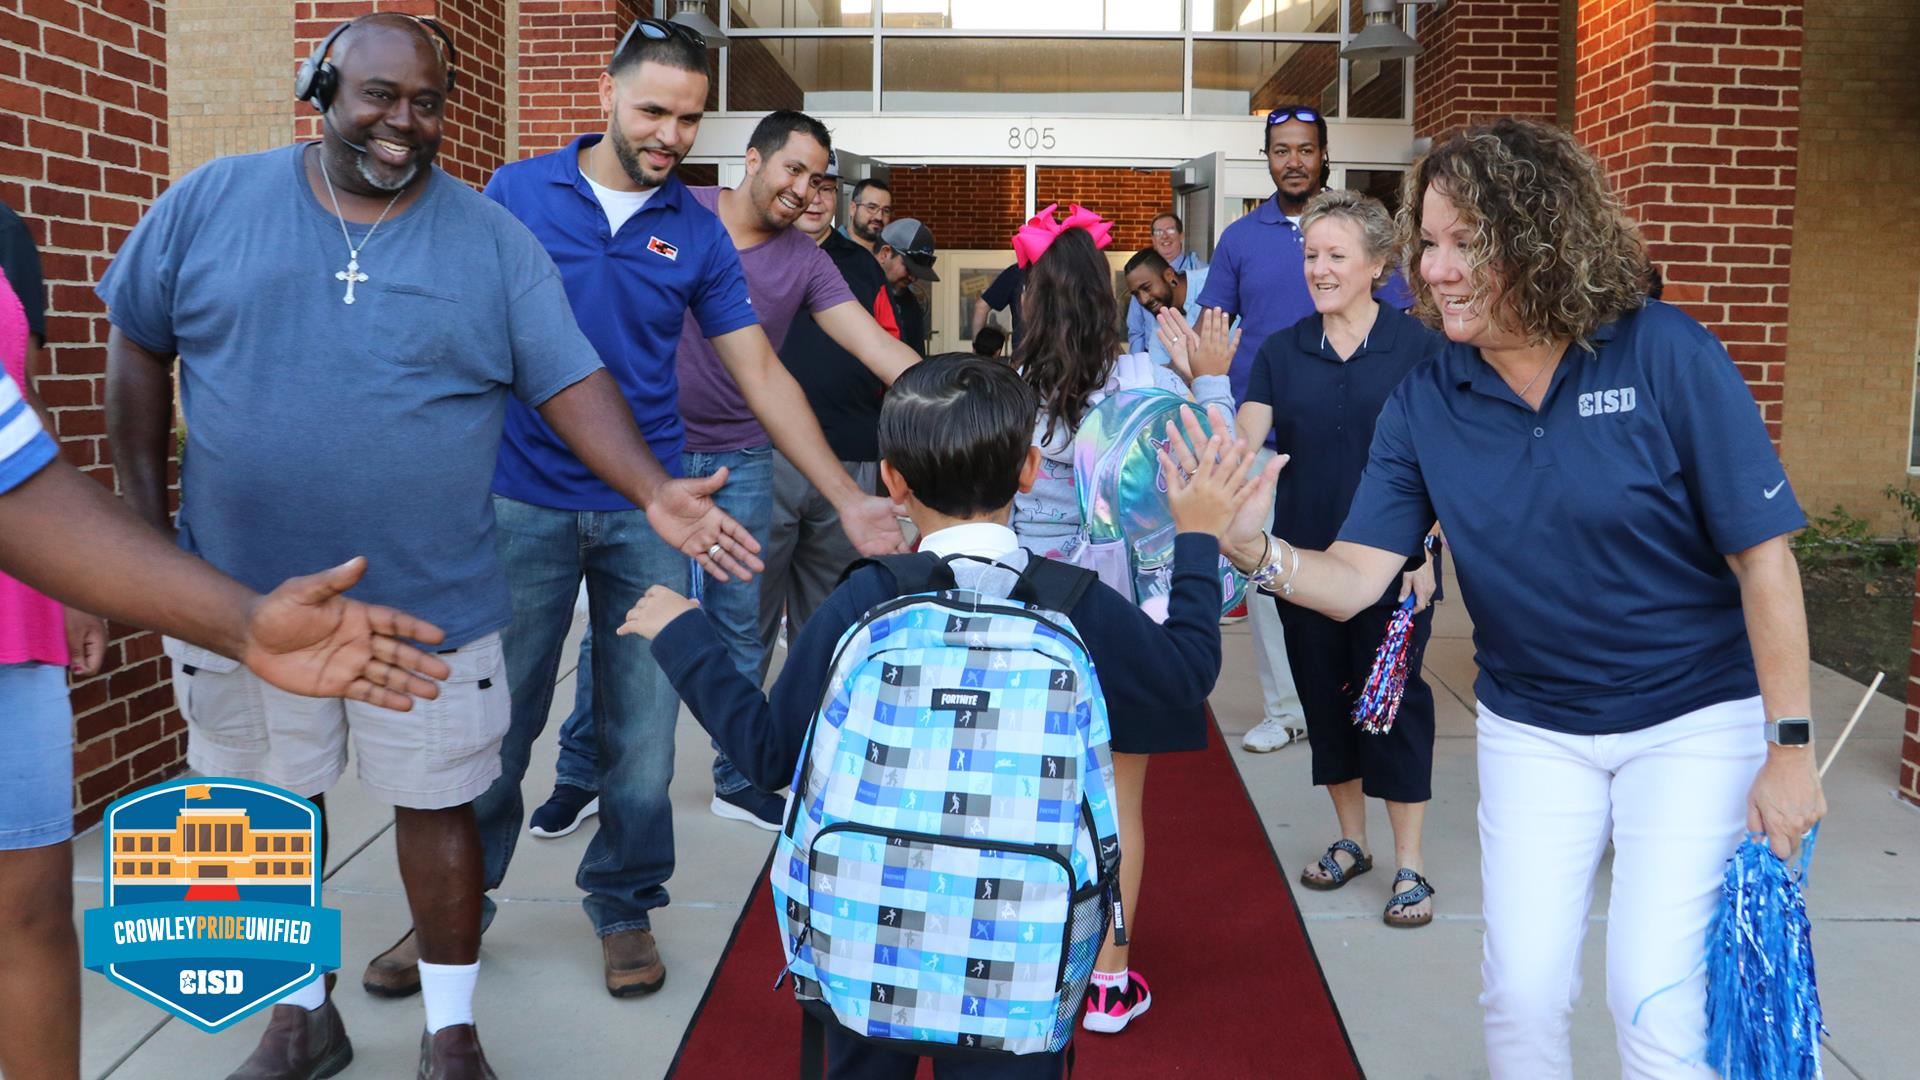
1193,103,1327,754
359,21,907,1003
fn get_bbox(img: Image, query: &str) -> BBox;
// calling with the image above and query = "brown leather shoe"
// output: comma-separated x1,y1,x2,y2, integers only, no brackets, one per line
364,928,421,998
225,980,353,1080
415,1024,497,1080
602,928,666,997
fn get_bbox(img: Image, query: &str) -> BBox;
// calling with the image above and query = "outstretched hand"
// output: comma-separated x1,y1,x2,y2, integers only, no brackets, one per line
838,494,910,556
1187,308,1240,379
646,468,766,582
618,584,700,641
1159,406,1266,538
240,557,451,712
1166,403,1284,559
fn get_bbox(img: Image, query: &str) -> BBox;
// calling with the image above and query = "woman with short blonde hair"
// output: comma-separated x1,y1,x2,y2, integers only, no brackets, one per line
1202,117,1822,1078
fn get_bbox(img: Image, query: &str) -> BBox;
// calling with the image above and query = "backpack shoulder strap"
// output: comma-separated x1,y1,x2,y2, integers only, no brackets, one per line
836,552,956,595
1010,555,1097,614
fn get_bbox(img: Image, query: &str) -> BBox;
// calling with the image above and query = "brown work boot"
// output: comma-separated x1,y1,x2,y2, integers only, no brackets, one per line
225,976,353,1080
415,1025,497,1080
364,928,421,998
602,928,666,997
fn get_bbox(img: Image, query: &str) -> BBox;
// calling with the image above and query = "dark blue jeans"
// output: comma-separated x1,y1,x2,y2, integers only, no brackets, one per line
475,495,687,937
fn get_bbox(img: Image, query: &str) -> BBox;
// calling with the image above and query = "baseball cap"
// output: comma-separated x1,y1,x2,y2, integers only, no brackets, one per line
824,149,839,179
880,218,939,282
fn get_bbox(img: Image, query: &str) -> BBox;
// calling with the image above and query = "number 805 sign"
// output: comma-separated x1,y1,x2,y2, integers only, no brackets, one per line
1008,125,1058,151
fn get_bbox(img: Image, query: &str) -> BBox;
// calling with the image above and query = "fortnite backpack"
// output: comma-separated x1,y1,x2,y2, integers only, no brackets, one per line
1072,356,1247,622
775,552,1124,1072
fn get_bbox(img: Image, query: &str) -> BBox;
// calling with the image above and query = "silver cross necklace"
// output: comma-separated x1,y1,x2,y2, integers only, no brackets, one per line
317,155,404,305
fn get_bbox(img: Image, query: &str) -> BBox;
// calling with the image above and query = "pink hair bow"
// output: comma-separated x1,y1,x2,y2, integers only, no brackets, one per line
1012,203,1115,269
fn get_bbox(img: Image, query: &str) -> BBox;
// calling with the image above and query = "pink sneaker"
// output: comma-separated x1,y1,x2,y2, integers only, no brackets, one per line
1081,971,1152,1033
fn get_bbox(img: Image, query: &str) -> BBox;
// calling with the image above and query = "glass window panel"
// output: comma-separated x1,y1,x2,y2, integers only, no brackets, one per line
1191,40,1341,117
883,38,1182,114
729,0,873,28
1342,167,1405,216
1191,0,1339,34
1346,56,1405,119
729,36,874,112
884,1,1180,31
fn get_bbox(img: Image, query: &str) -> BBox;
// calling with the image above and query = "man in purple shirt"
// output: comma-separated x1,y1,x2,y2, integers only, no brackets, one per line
1194,103,1328,756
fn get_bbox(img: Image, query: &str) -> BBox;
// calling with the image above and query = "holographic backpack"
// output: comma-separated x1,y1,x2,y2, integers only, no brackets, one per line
1071,356,1247,622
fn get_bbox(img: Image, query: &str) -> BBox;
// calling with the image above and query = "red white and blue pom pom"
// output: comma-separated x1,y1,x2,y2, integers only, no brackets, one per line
1351,594,1417,735
1704,828,1825,1080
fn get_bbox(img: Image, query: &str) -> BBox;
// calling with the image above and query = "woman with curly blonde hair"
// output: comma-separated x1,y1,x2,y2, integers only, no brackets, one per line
1191,117,1824,1077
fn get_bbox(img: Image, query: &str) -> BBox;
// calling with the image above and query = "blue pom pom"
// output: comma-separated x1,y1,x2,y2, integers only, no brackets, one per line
1703,828,1825,1080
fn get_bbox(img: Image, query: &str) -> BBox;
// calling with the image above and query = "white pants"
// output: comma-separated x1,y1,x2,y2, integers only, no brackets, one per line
1249,451,1304,724
1476,696,1766,1079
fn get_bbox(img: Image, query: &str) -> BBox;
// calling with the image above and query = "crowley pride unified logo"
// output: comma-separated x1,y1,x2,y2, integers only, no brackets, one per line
82,778,341,1032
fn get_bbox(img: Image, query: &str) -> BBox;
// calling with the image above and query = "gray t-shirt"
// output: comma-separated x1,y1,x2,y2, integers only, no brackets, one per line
98,144,602,647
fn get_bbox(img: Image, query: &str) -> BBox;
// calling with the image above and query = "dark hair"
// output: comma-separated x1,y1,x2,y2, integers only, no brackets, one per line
1151,211,1182,232
851,177,891,201
747,109,832,160
1124,248,1171,277
608,22,708,79
971,324,1008,357
878,356,1037,518
1013,227,1123,444
1264,103,1330,153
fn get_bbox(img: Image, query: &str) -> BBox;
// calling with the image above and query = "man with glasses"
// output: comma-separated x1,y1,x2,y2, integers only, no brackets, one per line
1126,212,1206,354
1194,103,1327,755
363,19,907,1005
843,177,893,254
876,218,940,357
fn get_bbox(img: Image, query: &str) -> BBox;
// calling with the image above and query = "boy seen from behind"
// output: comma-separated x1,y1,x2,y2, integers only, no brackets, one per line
620,355,1275,1079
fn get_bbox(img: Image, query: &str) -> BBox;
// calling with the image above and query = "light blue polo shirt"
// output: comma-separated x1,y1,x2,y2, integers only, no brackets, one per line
484,135,760,509
1194,195,1315,405
1336,300,1806,735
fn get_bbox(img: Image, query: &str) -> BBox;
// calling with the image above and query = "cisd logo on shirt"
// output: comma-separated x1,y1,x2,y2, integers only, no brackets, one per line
1579,386,1637,416
82,779,341,1032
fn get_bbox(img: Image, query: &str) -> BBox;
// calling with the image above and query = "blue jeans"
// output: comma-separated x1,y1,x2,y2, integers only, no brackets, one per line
551,620,757,797
475,495,687,937
680,444,776,795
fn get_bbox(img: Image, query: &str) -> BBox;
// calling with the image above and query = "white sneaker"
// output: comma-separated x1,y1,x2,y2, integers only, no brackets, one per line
1241,717,1306,753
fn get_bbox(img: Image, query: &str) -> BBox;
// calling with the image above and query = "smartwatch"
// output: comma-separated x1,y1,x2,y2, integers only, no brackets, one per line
1765,716,1812,747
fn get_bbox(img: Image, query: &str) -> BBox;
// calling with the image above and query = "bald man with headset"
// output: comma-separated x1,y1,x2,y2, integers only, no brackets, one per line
102,14,755,1078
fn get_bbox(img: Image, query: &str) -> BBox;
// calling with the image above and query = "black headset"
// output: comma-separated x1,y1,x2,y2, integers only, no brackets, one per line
295,15,458,113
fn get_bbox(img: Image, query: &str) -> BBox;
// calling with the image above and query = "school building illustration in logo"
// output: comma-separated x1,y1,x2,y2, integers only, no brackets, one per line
83,778,341,1033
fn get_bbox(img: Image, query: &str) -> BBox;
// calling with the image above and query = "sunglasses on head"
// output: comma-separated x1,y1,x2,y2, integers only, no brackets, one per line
1266,106,1321,126
612,17,707,62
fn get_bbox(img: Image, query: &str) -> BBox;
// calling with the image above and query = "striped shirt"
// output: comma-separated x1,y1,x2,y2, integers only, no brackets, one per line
0,357,55,497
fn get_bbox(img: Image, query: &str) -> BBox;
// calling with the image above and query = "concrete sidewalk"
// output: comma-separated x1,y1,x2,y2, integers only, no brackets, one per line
73,593,1918,1078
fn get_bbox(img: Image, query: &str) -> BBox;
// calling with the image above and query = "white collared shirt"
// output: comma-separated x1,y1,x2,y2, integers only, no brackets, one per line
917,521,1020,563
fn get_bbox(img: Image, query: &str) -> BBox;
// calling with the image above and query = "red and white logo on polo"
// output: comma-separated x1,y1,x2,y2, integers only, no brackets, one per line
647,236,679,261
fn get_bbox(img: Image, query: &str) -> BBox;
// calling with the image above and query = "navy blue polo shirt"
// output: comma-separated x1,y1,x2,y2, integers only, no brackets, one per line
483,135,758,510
1246,304,1440,572
1337,300,1806,735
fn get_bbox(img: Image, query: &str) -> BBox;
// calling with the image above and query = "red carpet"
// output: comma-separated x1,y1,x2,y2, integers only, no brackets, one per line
668,716,1360,1078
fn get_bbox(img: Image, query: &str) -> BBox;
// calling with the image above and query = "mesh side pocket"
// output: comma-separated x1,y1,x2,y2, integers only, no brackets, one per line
1052,886,1111,1046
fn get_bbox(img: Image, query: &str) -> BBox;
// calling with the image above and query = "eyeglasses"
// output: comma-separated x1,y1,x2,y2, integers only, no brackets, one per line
852,201,893,217
1266,106,1321,126
612,17,707,63
1151,227,1181,238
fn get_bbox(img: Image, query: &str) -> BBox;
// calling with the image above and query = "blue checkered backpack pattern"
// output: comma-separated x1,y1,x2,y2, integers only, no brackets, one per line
775,553,1124,1067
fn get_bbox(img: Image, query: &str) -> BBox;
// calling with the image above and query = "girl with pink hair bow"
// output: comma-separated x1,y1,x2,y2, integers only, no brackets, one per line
1007,204,1238,1036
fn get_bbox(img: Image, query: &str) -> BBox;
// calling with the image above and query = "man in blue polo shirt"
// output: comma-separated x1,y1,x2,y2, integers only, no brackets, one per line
360,21,907,1003
1193,103,1328,754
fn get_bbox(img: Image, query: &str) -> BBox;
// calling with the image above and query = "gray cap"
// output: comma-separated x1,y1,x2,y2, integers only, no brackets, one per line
880,218,939,282
823,148,839,178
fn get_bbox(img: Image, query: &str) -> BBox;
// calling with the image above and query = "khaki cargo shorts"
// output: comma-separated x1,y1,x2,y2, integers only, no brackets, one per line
161,633,509,810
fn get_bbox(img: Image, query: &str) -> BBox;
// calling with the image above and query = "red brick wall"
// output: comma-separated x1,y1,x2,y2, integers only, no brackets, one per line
1035,168,1172,253
1413,1,1561,140
291,0,510,188
1574,0,1802,441
888,166,1024,250
516,0,642,159
1906,563,1920,806
0,0,177,830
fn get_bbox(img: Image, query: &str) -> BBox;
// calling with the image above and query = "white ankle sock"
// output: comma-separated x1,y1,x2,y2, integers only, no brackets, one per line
282,976,328,1011
418,960,479,1034
1091,968,1128,989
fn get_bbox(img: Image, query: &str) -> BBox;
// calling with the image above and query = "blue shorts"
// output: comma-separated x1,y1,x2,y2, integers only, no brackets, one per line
0,662,75,850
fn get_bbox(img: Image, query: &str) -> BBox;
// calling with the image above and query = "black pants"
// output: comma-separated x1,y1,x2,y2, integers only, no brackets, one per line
825,1026,1066,1080
1277,595,1436,803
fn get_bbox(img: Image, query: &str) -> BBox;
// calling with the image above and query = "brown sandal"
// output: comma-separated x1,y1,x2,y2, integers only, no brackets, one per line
1299,839,1373,891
